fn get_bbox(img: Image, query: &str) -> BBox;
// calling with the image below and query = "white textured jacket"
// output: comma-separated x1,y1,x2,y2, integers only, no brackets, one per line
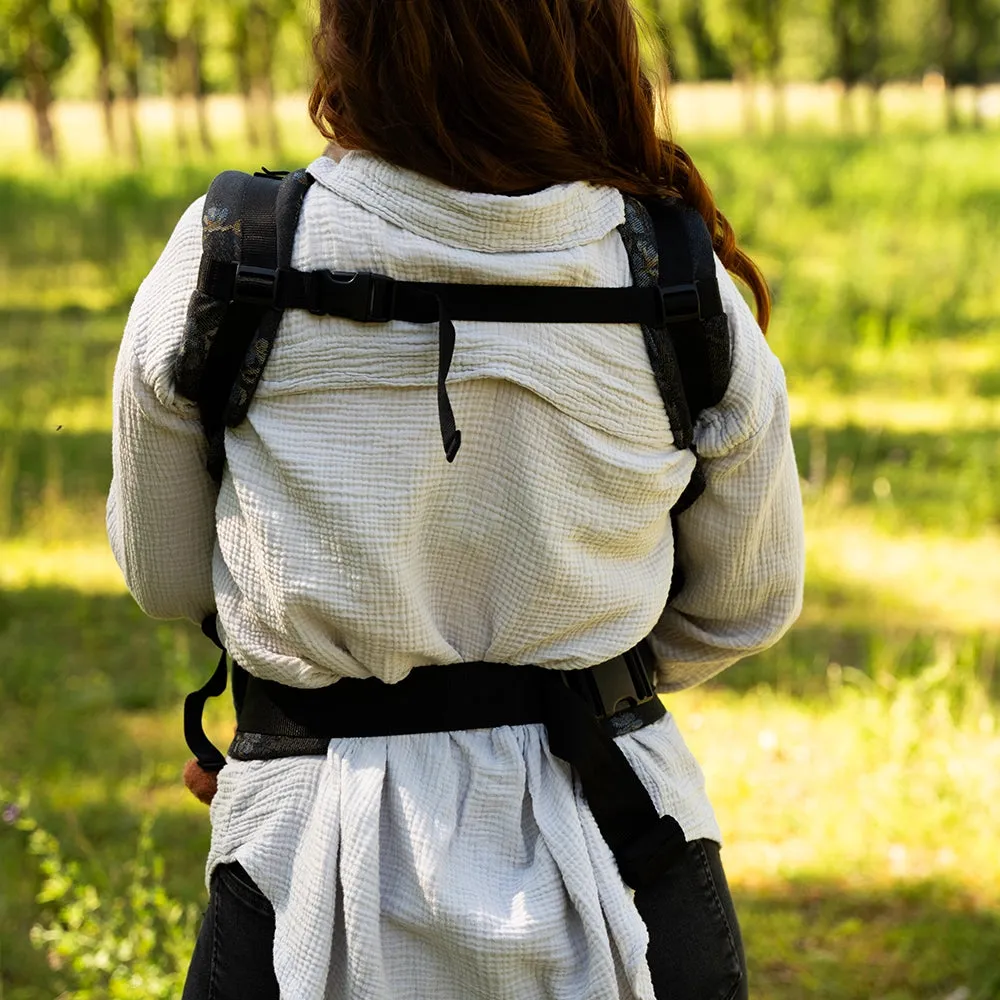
108,150,803,1000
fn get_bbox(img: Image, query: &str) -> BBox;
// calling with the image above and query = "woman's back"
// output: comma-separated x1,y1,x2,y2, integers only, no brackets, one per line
116,148,792,689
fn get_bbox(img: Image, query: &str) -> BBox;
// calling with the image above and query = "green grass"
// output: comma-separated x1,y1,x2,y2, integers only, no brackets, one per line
1,108,999,998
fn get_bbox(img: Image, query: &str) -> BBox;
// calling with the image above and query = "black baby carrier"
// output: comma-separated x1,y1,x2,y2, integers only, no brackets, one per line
175,166,732,892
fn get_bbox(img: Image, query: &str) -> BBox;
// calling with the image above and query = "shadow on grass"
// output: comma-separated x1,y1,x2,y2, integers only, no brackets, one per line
0,587,215,874
1,586,214,999
715,622,999,701
0,170,215,309
735,878,1000,1000
1,429,113,536
0,586,206,713
792,423,1000,534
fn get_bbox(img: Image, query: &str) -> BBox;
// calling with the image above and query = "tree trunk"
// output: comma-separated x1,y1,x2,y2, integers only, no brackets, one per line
771,78,786,133
120,63,143,166
190,29,215,155
839,82,854,134
235,44,260,149
737,68,757,134
249,3,282,160
195,92,214,155
971,87,984,129
832,4,854,133
23,51,59,164
944,85,960,130
118,12,143,166
260,76,283,159
170,44,190,158
939,0,959,130
763,0,786,132
97,57,117,156
123,95,143,165
172,98,190,156
868,82,882,134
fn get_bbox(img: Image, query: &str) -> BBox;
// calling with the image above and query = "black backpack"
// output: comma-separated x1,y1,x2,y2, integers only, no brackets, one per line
174,165,732,803
174,166,731,565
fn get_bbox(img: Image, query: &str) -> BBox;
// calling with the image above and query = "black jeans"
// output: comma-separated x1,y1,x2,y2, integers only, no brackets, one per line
632,839,748,1000
182,841,747,1000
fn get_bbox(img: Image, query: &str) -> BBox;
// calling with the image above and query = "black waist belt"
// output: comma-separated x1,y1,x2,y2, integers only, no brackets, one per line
184,639,686,890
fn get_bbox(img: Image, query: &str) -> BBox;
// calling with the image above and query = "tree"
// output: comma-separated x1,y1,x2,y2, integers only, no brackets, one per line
115,0,144,165
636,0,734,83
0,0,72,163
709,0,788,131
228,0,288,156
680,1,734,80
145,0,215,156
939,0,1000,128
66,0,117,154
181,7,214,153
830,0,884,132
750,0,787,131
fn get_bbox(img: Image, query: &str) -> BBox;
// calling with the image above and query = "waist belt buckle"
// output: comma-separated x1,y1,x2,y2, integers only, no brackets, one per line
565,643,659,727
590,655,651,718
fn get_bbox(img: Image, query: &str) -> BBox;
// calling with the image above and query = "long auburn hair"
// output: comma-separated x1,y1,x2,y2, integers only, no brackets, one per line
309,0,770,331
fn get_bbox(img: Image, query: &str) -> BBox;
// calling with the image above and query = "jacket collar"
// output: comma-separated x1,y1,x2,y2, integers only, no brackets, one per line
308,150,625,254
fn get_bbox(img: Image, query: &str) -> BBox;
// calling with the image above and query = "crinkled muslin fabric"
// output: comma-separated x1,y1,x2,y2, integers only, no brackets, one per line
108,150,804,1000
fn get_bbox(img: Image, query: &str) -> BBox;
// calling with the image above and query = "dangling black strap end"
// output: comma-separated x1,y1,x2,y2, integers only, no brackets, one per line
183,649,229,772
434,296,463,463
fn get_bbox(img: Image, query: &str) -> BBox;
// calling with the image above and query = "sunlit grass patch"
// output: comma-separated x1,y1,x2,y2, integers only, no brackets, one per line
736,880,1000,1000
790,393,1000,433
673,675,1000,902
673,672,1000,998
804,515,1000,632
0,539,124,593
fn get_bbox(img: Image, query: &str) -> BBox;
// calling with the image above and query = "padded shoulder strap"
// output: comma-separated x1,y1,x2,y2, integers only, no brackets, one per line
618,197,694,449
619,195,734,601
618,196,732,451
173,170,254,409
223,169,314,430
643,197,731,435
201,171,281,480
173,168,312,482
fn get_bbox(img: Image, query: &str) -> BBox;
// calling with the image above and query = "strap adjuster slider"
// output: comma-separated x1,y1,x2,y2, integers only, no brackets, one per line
659,282,701,325
233,264,283,306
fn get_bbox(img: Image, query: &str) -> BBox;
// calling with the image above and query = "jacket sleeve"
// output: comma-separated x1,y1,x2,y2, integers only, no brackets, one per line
106,196,219,623
648,256,805,691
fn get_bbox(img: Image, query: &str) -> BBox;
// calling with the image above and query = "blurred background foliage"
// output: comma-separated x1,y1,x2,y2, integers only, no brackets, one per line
1,0,1000,163
1,0,1000,998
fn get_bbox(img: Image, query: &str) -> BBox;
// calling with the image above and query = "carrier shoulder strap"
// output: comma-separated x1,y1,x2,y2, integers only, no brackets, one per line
620,195,731,462
619,196,733,600
173,168,313,482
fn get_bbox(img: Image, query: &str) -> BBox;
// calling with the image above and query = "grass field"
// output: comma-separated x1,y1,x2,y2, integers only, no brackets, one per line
1,94,999,999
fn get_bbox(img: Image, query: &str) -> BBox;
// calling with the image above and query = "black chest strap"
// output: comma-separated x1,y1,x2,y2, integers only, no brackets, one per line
197,253,702,465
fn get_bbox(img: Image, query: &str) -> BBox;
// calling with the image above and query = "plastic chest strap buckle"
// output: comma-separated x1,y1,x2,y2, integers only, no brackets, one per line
310,271,397,322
